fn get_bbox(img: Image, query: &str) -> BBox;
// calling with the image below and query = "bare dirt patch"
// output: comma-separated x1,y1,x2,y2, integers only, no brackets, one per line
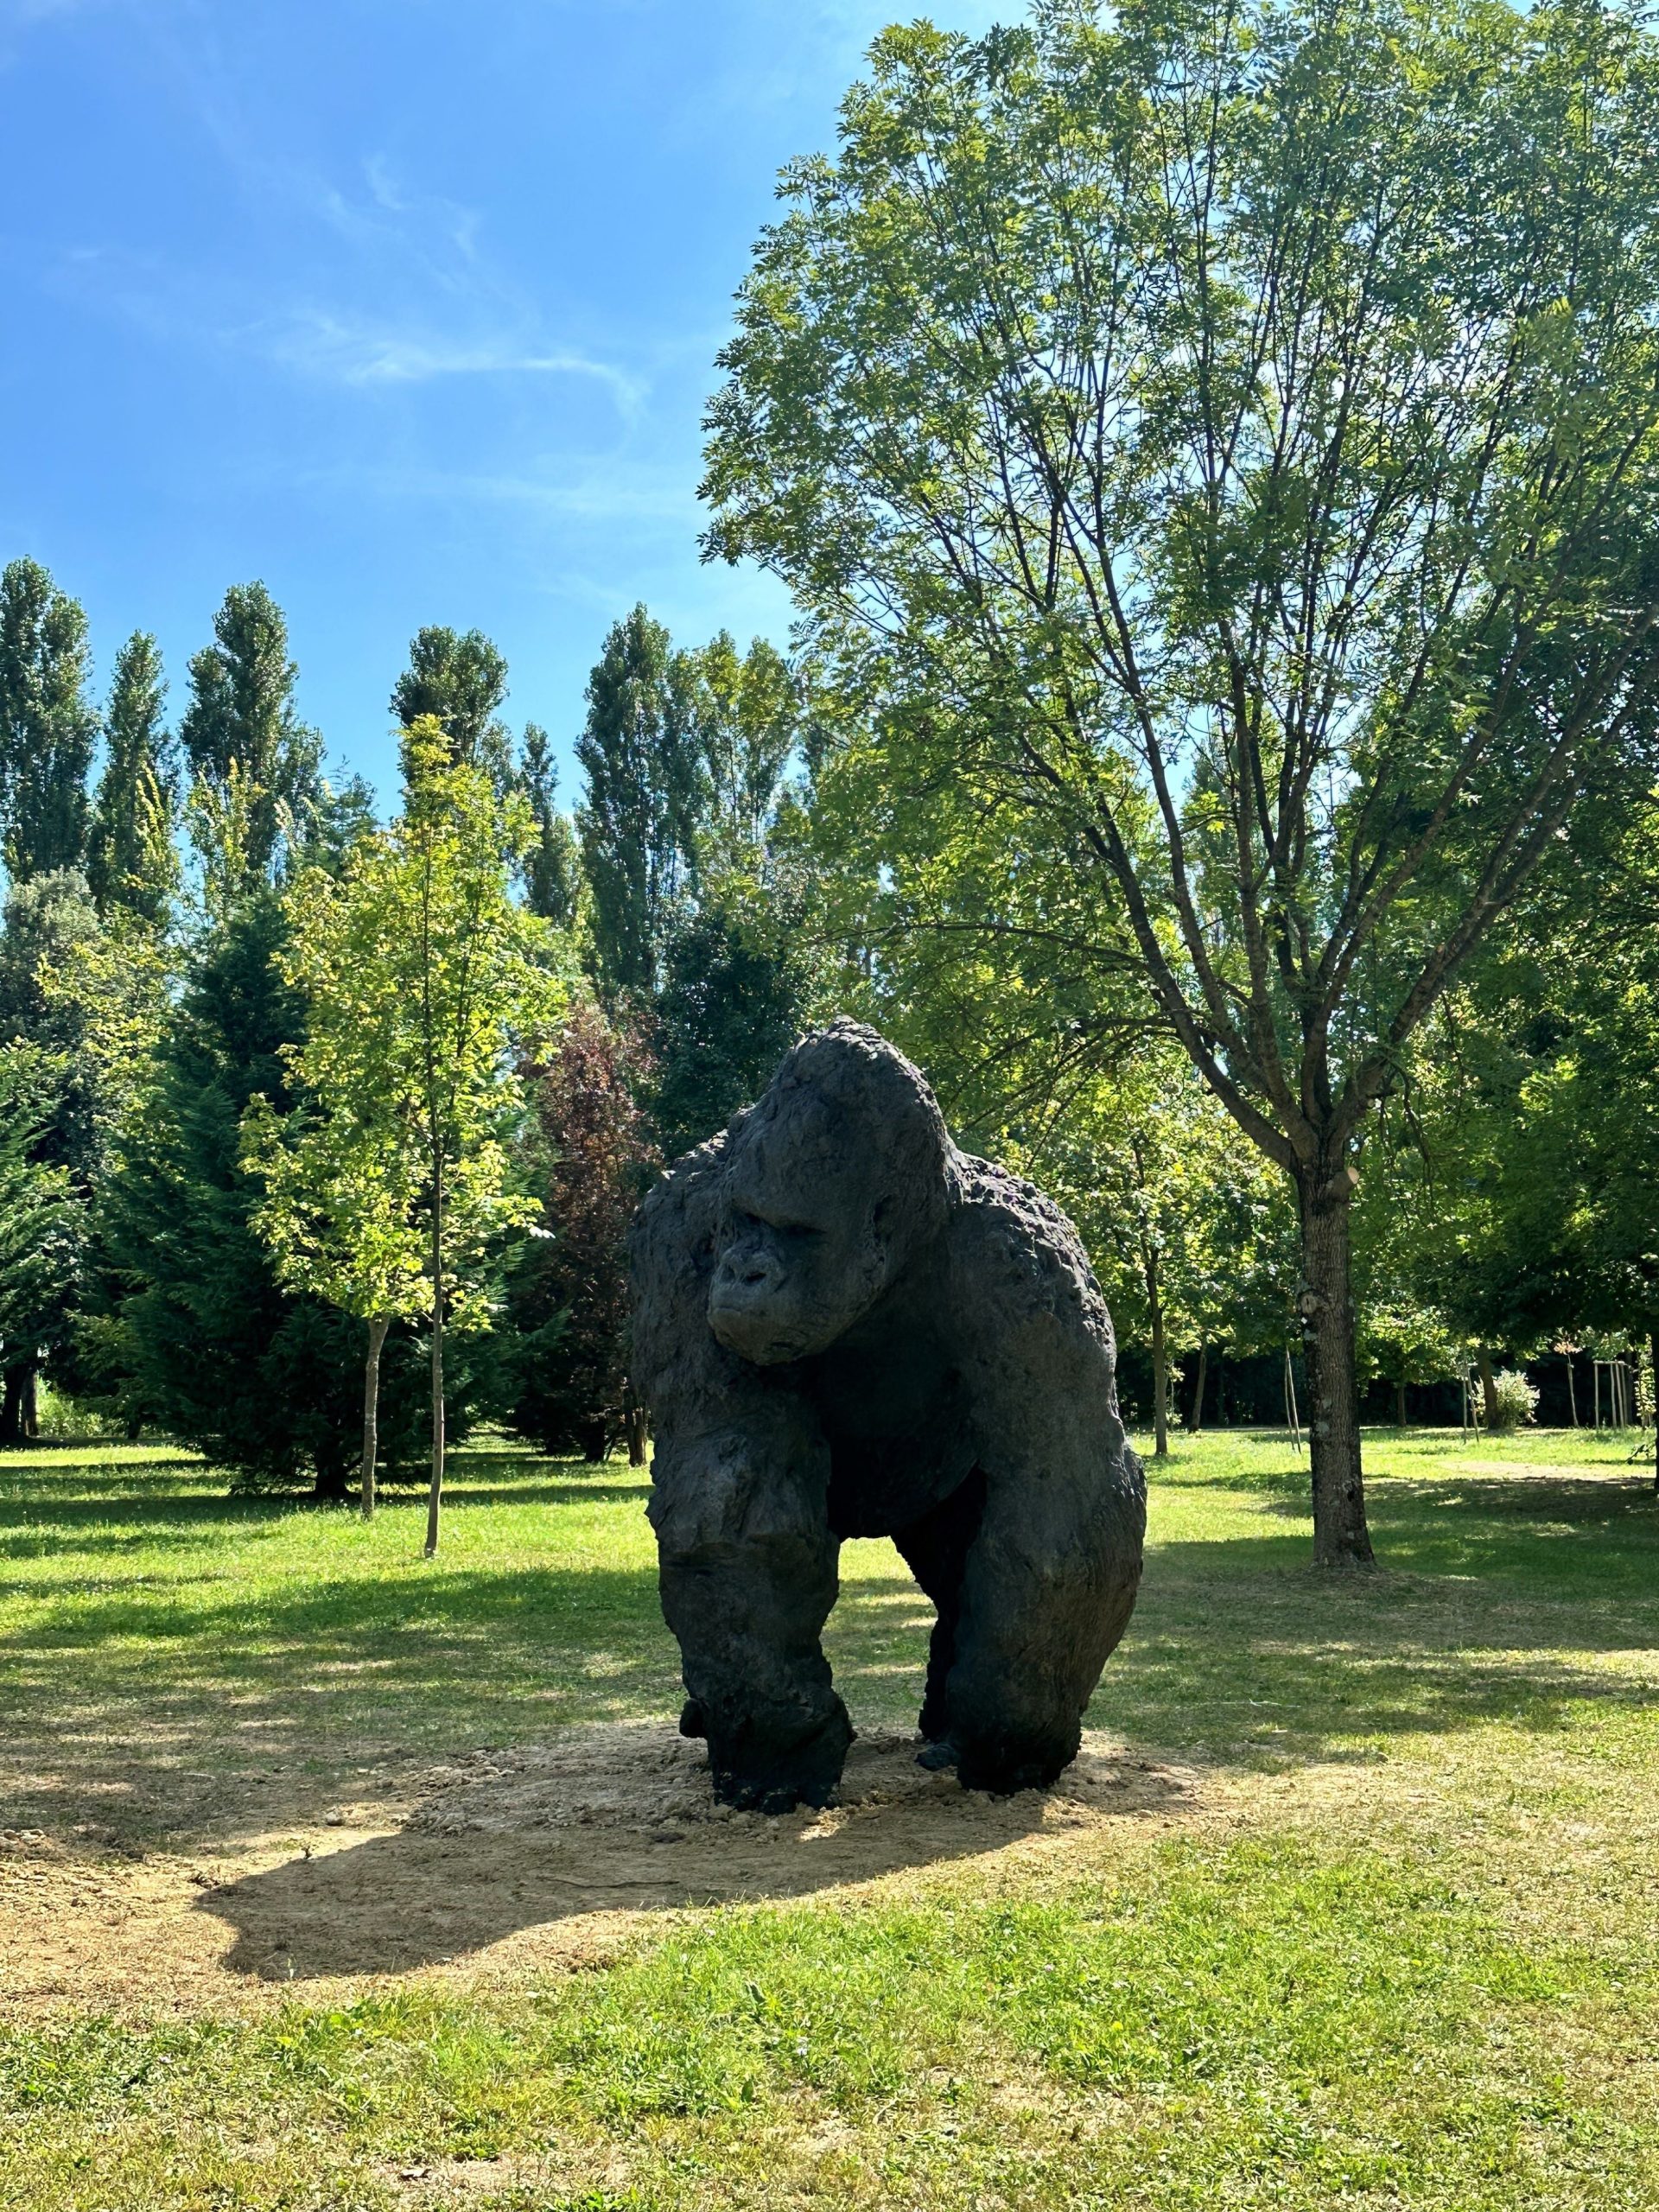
2,1721,1202,2016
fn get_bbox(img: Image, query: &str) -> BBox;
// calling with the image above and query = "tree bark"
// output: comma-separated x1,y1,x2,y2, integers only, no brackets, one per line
626,1390,649,1469
425,1154,445,1560
1145,1243,1169,1458
1395,1378,1408,1428
0,1363,36,1444
1186,1343,1208,1435
1565,1350,1578,1429
1478,1351,1499,1429
361,1314,391,1521
1296,1165,1374,1569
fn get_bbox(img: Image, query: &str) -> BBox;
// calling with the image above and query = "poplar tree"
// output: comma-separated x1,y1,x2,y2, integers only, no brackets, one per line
391,626,512,784
0,559,98,883
575,606,702,999
87,632,178,925
690,632,800,862
180,582,322,887
518,723,582,927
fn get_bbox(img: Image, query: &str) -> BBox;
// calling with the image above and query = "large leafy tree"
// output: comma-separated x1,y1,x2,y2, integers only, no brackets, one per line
0,558,98,884
87,632,178,925
575,605,702,999
703,0,1659,1566
180,582,322,888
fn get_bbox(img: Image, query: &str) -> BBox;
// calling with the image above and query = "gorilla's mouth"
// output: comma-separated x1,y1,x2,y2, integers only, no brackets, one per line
707,1295,816,1365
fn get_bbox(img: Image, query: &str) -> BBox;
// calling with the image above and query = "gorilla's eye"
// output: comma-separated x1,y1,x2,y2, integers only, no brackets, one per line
733,1205,821,1239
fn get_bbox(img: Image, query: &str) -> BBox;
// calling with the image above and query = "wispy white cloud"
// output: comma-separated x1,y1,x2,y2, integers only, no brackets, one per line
294,455,701,527
249,308,645,408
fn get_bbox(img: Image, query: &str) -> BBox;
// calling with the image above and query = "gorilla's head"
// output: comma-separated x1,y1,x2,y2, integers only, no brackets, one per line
708,1021,958,1365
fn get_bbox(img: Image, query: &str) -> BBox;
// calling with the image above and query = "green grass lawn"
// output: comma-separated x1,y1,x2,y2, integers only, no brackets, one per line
3,1425,1658,2209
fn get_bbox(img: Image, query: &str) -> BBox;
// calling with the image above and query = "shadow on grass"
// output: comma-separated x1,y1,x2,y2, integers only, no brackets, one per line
200,1736,1194,1980
384,1482,654,1510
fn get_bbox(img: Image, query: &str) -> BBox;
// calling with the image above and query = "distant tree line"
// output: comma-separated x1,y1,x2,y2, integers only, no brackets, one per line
0,561,826,1506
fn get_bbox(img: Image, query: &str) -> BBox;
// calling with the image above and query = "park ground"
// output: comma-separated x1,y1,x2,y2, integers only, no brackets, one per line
3,1427,1658,2210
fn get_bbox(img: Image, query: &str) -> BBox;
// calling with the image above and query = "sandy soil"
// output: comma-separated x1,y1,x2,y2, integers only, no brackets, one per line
2,1722,1208,2017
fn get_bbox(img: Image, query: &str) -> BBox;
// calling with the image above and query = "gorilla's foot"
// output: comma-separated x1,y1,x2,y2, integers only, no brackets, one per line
707,1703,855,1815
954,1728,1079,1796
915,1737,959,1772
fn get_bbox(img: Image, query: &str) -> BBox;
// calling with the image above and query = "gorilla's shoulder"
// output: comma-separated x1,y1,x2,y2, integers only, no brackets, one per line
631,1127,733,1312
633,1112,749,1246
947,1154,1113,1346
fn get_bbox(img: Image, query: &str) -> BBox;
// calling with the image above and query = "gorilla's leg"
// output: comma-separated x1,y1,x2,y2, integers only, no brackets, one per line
892,1468,988,1745
650,1425,854,1812
942,1449,1144,1795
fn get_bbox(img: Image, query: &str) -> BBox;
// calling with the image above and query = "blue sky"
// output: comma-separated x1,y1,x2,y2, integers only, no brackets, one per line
0,0,1006,802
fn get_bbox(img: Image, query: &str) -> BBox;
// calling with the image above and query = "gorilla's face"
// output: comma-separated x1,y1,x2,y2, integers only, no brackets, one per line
708,1137,893,1366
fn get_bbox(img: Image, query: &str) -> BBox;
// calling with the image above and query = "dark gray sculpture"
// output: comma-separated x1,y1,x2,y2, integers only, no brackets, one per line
629,1020,1146,1811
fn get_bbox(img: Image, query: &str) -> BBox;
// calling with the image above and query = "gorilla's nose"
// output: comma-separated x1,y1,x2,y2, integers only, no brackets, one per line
716,1249,782,1298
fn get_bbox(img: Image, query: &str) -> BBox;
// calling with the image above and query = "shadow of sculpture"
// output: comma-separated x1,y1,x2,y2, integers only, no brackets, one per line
201,1722,1192,1981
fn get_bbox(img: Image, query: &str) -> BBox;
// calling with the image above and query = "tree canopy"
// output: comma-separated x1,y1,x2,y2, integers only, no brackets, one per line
703,0,1659,1562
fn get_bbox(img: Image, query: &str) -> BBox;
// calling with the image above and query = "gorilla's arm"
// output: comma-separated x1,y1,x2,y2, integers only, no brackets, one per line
631,1141,854,1809
940,1165,1147,1792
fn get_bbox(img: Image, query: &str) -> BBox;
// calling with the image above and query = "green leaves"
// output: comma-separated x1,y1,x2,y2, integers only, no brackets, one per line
245,716,569,1337
0,559,98,885
705,0,1659,1169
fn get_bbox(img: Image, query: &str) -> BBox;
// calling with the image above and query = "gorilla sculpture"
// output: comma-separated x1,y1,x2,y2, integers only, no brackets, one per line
629,1020,1145,1810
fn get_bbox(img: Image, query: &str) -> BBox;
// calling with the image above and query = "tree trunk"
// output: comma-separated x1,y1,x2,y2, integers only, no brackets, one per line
1146,1244,1168,1459
1186,1343,1208,1435
21,1367,36,1439
1565,1351,1579,1429
0,1362,35,1444
1216,1343,1228,1427
1296,1164,1374,1569
1650,1335,1658,1495
1478,1351,1498,1429
425,1157,445,1560
626,1392,649,1469
361,1314,391,1521
1395,1378,1408,1428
